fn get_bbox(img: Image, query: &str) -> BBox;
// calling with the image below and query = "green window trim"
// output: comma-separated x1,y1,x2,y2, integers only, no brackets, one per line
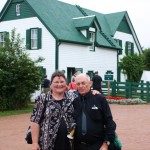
39,66,46,81
0,31,9,47
26,28,42,50
125,41,134,55
114,39,122,55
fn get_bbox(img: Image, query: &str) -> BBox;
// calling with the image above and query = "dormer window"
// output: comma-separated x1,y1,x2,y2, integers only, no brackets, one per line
89,27,95,51
16,4,20,16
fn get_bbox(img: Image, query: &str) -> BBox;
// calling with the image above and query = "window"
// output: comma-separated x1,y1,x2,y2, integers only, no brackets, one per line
31,29,38,49
114,39,122,48
39,66,46,80
87,71,94,80
26,28,42,50
125,41,134,55
16,4,20,16
114,39,122,55
0,32,9,47
0,32,5,47
75,68,83,74
89,32,95,51
88,27,95,51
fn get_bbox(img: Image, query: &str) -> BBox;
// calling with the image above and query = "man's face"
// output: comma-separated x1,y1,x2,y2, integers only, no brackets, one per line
75,75,92,96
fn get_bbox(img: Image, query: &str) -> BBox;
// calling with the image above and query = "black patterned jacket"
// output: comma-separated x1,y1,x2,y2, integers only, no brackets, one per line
30,91,77,150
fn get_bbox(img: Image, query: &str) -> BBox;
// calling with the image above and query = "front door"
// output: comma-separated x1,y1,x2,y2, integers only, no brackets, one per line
67,67,76,84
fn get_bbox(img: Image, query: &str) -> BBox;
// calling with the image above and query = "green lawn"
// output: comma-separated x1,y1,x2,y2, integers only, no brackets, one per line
0,103,34,117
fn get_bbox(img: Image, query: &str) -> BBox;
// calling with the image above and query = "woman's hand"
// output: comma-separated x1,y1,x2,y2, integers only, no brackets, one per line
91,90,100,95
32,142,40,150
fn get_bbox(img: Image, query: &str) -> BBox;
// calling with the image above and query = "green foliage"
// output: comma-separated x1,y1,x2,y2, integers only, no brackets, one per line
143,48,150,70
0,103,34,116
119,53,144,82
0,29,44,111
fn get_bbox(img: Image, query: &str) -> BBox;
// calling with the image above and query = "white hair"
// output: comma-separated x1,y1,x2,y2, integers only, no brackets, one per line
75,73,90,81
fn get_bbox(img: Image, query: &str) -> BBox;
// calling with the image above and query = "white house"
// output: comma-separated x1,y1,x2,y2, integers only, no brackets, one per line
0,0,143,98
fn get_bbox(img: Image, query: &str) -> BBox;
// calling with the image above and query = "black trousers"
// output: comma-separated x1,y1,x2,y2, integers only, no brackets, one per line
74,141,120,150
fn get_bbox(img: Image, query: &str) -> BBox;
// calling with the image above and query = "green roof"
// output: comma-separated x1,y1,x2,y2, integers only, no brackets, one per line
73,15,96,29
0,0,129,49
105,11,127,36
25,0,92,45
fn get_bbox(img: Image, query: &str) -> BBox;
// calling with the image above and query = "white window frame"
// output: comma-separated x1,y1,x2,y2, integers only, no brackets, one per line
0,32,5,47
16,4,20,16
128,42,132,54
31,29,38,49
89,31,95,51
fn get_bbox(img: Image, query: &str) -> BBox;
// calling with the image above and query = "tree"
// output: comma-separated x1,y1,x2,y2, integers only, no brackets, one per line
0,29,44,111
119,53,144,82
143,48,150,70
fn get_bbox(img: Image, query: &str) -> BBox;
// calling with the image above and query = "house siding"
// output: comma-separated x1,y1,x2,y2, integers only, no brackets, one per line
0,17,56,79
114,31,139,81
2,1,35,21
59,43,117,81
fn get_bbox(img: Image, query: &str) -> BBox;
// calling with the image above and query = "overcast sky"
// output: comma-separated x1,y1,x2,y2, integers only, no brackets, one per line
0,0,150,48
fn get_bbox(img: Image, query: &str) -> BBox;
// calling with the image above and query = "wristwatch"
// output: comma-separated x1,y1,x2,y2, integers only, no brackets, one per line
104,141,110,146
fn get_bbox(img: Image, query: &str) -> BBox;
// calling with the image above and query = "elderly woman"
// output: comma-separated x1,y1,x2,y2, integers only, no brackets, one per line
30,70,77,150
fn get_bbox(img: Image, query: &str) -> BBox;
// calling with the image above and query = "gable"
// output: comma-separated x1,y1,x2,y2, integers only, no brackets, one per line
117,17,132,34
105,11,126,36
2,0,35,21
26,0,92,44
82,8,112,35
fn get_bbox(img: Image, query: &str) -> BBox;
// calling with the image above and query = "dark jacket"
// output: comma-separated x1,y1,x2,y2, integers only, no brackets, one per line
73,91,116,144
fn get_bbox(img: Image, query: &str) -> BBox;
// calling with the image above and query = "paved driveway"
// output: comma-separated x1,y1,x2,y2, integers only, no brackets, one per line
0,104,150,150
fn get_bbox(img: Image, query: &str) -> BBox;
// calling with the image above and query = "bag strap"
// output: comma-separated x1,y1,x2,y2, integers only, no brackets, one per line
39,93,48,124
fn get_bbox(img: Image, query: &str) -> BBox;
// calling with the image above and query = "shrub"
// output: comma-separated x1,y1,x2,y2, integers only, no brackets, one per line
0,29,44,111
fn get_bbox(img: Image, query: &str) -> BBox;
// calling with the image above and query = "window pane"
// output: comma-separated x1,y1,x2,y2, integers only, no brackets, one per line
128,42,132,54
31,29,38,49
89,32,95,50
31,39,37,49
16,4,20,16
0,33,5,47
31,29,38,39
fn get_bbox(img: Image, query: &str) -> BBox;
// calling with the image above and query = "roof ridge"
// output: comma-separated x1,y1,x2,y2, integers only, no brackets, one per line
76,5,88,16
100,31,116,47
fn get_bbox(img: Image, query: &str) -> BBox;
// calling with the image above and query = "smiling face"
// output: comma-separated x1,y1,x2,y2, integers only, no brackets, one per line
51,76,67,95
75,74,92,96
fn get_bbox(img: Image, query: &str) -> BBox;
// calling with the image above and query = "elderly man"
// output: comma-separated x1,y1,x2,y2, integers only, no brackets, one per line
73,73,117,150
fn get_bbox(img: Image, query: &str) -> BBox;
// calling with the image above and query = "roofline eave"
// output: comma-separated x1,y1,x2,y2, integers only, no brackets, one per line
125,13,143,53
0,0,12,21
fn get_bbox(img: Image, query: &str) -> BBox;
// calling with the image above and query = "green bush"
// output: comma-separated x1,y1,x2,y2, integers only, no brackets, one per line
0,29,44,111
119,53,144,82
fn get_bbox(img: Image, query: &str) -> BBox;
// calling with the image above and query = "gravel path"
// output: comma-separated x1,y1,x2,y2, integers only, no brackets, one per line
0,104,150,150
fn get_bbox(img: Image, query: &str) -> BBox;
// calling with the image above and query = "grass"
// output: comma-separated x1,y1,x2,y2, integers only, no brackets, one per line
0,103,34,117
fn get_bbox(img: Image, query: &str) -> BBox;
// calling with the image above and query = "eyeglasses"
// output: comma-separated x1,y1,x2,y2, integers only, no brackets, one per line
76,82,88,87
53,81,66,85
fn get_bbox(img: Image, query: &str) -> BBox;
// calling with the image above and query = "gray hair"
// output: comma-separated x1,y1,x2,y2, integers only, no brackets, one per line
75,73,90,82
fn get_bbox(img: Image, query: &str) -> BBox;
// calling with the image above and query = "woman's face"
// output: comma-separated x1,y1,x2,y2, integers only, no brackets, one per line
51,76,67,94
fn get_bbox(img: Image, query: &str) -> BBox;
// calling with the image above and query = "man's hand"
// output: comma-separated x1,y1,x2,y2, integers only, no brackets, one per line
99,143,109,150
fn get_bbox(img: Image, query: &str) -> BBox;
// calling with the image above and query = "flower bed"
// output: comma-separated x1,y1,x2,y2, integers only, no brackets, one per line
105,96,147,105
